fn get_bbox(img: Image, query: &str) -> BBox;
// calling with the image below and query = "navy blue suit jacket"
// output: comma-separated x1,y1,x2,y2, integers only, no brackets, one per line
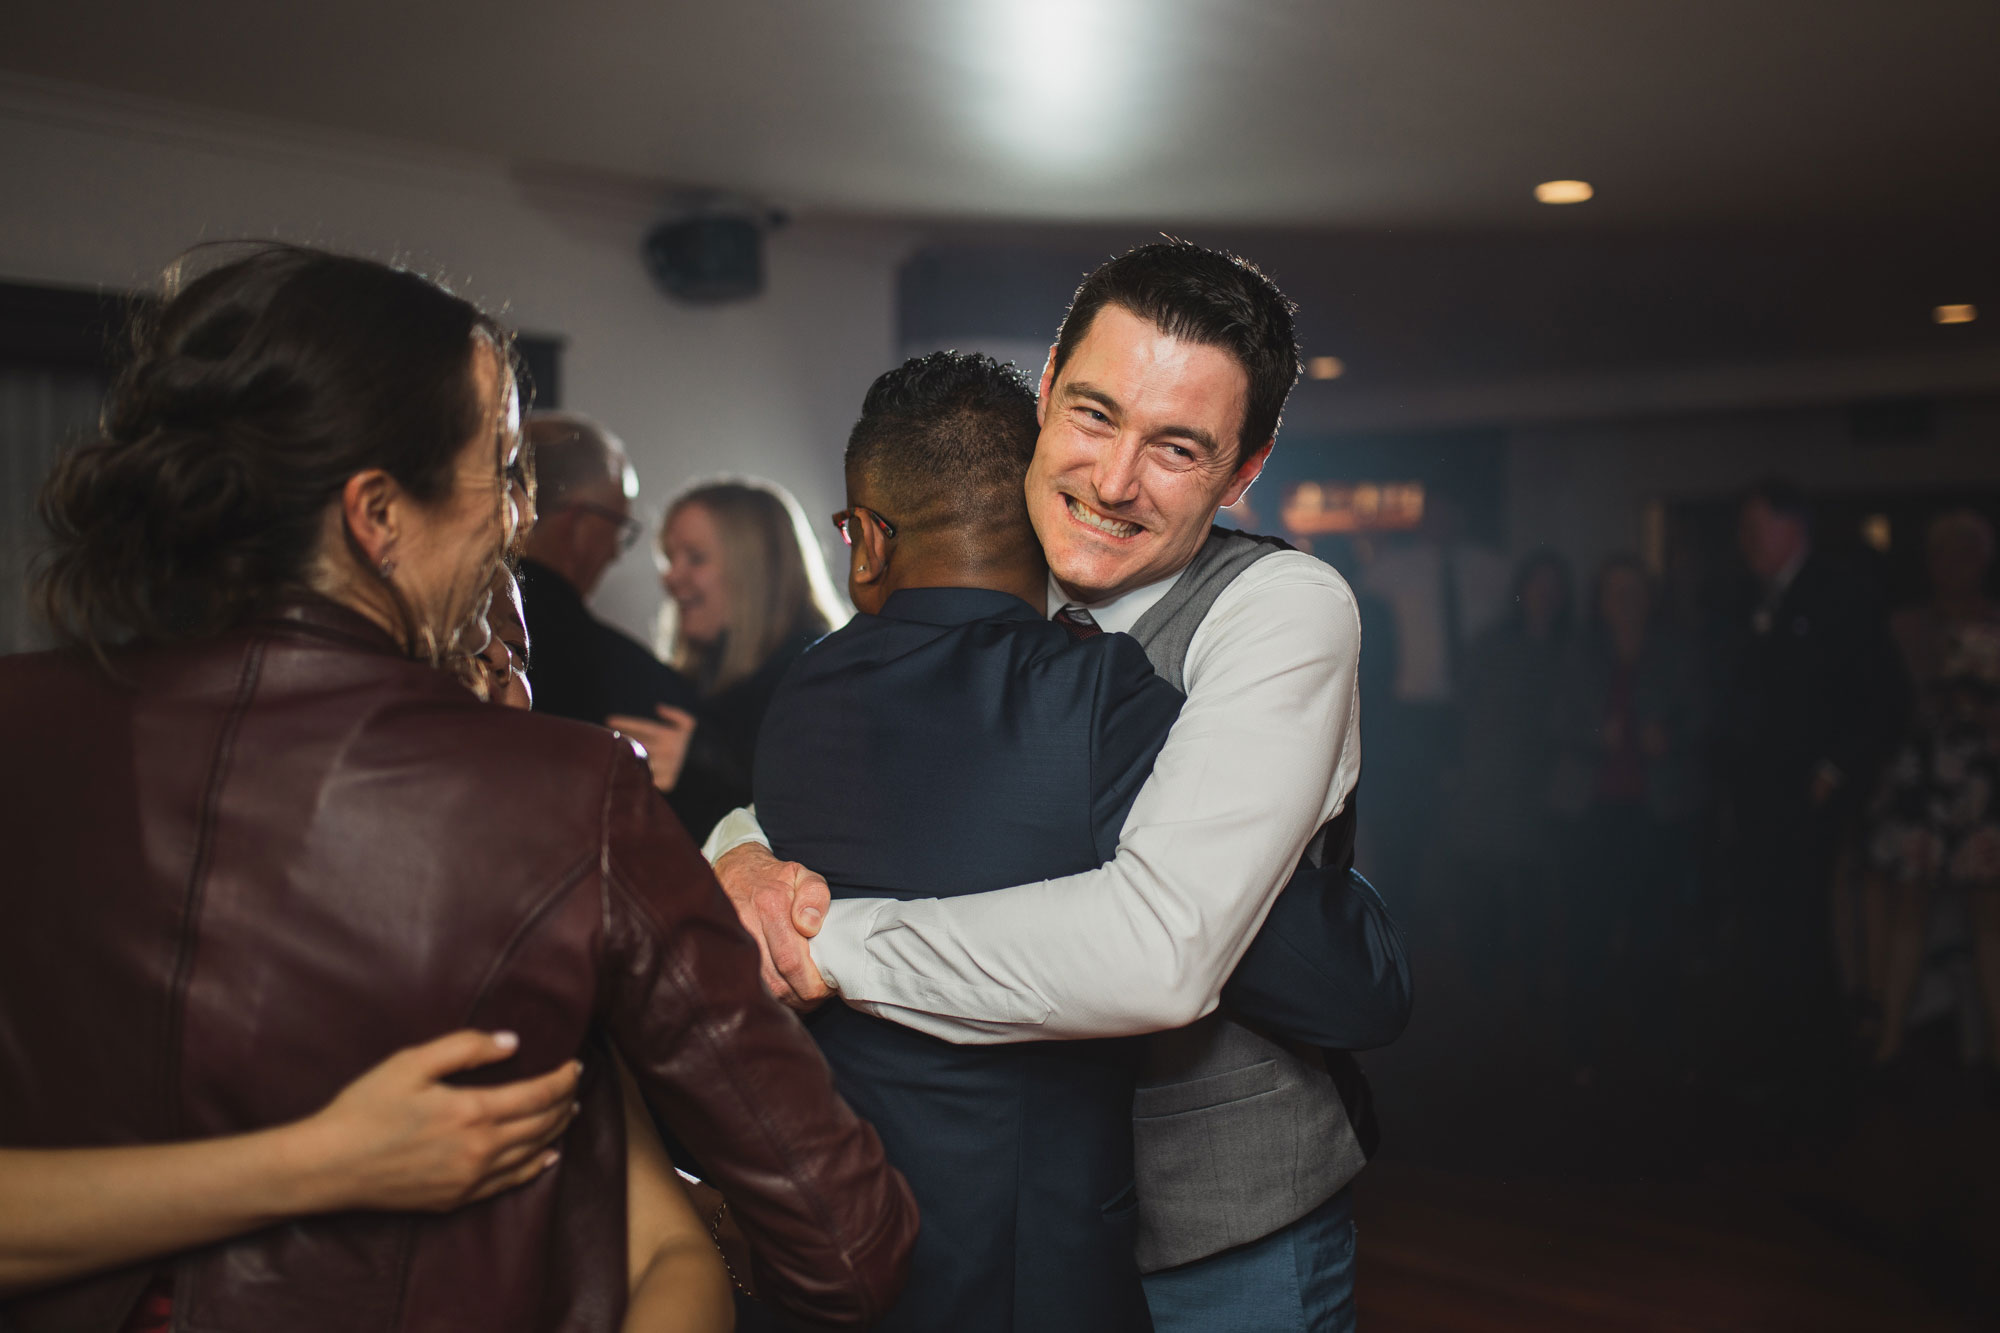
755,588,1180,1333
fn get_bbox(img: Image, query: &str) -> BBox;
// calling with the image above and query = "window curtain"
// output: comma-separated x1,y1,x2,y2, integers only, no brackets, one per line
0,366,104,654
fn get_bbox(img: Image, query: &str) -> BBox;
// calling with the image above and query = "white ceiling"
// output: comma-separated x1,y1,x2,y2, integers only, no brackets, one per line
4,0,1996,227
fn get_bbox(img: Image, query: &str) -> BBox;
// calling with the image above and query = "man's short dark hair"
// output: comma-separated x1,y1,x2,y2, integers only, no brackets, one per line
1051,239,1301,460
845,351,1039,543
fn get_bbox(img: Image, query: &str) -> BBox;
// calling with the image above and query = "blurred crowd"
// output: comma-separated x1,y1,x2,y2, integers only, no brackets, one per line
1323,480,2000,1111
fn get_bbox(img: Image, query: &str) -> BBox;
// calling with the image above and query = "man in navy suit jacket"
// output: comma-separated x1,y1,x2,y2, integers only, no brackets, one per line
754,353,1179,1331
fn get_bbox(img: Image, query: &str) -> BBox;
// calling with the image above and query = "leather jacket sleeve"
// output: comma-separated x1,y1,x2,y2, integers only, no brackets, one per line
594,749,917,1327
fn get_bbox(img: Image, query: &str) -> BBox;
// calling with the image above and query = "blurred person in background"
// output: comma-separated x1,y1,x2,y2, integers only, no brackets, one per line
1442,547,1572,996
623,480,844,844
1864,508,2000,1067
1360,494,1512,929
1721,478,1910,1105
517,411,697,731
1553,554,1708,1078
1,243,914,1332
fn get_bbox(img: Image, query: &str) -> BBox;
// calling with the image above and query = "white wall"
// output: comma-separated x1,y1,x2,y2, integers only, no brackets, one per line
0,75,909,640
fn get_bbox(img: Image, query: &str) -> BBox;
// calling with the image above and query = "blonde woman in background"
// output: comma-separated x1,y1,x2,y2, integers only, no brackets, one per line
611,479,847,843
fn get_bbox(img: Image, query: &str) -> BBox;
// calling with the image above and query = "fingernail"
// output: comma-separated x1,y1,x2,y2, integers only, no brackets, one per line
801,908,822,929
573,1060,584,1078
542,1150,561,1169
493,1031,519,1051
571,1101,582,1115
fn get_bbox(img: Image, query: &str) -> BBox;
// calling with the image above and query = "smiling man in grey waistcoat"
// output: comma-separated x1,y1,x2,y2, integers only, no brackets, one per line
711,240,1409,1331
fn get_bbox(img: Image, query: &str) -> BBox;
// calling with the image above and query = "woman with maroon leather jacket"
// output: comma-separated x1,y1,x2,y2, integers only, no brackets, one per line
3,576,734,1333
0,244,915,1333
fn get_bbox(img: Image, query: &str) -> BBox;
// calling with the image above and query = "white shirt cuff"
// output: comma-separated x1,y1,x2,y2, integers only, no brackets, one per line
699,804,769,864
809,897,890,994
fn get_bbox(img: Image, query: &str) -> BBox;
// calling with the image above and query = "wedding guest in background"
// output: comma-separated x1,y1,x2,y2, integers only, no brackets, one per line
1864,508,2000,1065
516,411,697,727
1443,547,1572,995
621,479,845,843
1720,477,1909,1104
1,243,913,1332
1553,554,1708,1075
1361,495,1512,925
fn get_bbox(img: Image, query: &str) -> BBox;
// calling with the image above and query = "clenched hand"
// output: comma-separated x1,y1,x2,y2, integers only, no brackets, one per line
712,842,833,1011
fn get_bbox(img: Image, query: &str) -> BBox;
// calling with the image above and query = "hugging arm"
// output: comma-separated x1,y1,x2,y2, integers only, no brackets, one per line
713,562,1368,1044
1219,862,1412,1051
0,1031,579,1298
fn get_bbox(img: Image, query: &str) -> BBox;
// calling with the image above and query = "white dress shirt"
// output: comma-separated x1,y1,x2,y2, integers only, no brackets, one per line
703,547,1362,1043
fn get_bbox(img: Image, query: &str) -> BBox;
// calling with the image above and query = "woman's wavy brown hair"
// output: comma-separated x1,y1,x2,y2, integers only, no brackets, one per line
34,242,512,660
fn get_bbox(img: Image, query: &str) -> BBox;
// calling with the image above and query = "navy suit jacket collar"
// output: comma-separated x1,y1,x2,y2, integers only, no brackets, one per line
878,587,1044,627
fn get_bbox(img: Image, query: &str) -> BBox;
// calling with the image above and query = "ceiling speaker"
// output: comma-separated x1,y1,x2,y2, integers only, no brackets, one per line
642,215,764,304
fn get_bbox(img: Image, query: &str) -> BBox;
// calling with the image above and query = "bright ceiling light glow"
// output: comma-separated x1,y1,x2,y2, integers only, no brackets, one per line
1934,303,1978,324
1534,179,1594,204
960,0,1143,167
1307,356,1345,380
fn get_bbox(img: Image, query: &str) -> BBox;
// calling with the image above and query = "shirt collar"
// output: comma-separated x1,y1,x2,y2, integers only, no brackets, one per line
1046,564,1189,636
880,586,1044,627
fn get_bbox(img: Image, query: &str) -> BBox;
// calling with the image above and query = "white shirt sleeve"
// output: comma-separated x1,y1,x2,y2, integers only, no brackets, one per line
809,552,1362,1042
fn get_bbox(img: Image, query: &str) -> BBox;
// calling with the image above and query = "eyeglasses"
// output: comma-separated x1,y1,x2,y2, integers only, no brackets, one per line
831,506,898,545
565,500,644,551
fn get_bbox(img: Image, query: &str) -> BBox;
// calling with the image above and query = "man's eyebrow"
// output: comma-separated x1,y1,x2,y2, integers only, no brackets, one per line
1062,380,1223,457
1060,381,1122,414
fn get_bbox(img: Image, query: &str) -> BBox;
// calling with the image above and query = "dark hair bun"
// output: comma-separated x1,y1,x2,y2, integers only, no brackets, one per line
35,243,509,654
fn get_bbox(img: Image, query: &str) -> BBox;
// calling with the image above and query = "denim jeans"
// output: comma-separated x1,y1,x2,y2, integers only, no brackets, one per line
1141,1186,1357,1333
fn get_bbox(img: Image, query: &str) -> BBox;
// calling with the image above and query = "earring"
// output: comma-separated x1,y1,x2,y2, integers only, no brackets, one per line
379,557,397,579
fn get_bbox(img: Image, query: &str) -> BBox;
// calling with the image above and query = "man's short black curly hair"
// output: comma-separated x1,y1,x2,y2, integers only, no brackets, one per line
844,350,1040,544
1051,238,1300,461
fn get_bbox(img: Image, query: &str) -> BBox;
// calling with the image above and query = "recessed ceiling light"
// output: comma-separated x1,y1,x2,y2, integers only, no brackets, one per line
1934,303,1978,325
1307,355,1345,380
1534,180,1594,205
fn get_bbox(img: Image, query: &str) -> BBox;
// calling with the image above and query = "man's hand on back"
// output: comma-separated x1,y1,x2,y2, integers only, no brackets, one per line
712,842,834,1010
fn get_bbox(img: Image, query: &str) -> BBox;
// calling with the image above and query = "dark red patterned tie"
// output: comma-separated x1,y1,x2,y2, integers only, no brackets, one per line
1054,607,1103,641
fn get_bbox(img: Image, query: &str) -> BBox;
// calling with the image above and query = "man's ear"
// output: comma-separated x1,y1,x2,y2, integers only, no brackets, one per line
1036,344,1058,428
341,469,401,571
852,509,894,587
1219,440,1274,509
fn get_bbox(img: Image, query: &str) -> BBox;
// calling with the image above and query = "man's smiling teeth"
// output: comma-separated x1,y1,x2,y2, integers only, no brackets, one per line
1065,496,1141,538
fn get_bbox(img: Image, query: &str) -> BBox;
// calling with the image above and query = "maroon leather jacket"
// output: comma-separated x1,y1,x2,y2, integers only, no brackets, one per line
0,598,917,1332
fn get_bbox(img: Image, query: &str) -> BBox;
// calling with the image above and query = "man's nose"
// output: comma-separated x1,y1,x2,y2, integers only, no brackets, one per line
1092,437,1143,505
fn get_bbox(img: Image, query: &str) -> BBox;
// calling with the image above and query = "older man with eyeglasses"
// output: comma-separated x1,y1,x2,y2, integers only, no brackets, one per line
516,411,697,734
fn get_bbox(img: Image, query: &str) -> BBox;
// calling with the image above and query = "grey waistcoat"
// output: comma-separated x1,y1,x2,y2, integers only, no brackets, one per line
1125,527,1369,1273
